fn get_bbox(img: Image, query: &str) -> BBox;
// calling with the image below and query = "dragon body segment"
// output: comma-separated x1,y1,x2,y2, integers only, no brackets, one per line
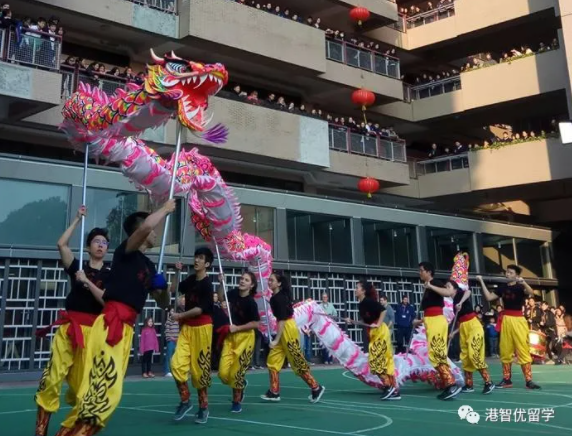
60,50,462,391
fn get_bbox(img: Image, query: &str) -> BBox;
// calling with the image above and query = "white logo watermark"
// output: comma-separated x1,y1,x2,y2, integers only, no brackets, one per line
458,406,555,424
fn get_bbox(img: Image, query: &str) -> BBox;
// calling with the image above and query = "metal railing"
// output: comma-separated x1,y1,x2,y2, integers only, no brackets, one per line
125,0,177,13
406,2,455,28
414,153,469,176
388,14,406,32
406,75,461,100
60,65,136,99
329,124,407,163
1,28,62,71
326,38,401,79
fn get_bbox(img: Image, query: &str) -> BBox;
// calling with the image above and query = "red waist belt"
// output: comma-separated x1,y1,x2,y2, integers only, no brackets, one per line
182,314,213,327
424,307,443,317
103,301,137,347
459,313,477,324
35,310,98,349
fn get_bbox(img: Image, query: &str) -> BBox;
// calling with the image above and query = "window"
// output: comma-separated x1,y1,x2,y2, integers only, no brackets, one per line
363,221,417,268
0,179,69,247
194,205,275,254
514,238,545,278
85,188,181,252
287,211,352,264
427,228,474,272
482,234,516,275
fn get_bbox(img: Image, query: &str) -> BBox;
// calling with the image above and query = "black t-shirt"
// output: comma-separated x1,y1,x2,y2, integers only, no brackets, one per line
270,291,293,321
103,240,157,313
453,288,473,318
421,279,445,310
64,258,110,315
179,274,214,316
227,288,260,326
493,284,526,311
359,297,385,325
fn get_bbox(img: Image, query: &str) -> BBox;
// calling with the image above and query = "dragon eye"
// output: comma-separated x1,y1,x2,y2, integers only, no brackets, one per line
167,62,188,73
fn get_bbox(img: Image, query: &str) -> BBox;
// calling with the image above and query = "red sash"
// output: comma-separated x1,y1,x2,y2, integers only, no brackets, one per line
459,313,477,324
103,301,137,346
35,310,98,349
181,314,213,327
424,307,443,317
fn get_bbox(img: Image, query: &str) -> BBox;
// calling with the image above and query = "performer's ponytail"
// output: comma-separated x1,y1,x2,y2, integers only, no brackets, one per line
273,271,293,303
358,279,378,301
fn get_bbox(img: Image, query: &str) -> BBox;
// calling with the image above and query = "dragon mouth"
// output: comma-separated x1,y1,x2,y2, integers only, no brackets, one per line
176,71,225,131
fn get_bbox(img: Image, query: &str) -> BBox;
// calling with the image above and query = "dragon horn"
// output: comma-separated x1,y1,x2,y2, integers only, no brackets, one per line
170,50,182,60
150,48,165,65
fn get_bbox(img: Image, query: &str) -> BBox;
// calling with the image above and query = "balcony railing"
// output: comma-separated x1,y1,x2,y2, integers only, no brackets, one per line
388,14,406,32
125,0,177,13
406,2,455,28
60,65,131,100
414,153,469,177
329,124,407,163
0,28,62,71
405,75,461,101
326,38,400,79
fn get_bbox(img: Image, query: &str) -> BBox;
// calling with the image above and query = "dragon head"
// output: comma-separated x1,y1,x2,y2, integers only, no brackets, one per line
145,49,228,133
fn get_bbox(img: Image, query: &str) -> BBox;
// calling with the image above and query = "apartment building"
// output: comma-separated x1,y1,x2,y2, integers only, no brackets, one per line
0,0,569,374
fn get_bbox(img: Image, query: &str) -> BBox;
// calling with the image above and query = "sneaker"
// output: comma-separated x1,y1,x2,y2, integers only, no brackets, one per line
526,381,541,390
173,401,193,421
380,386,396,400
437,384,461,400
387,391,401,401
195,408,209,424
461,385,474,393
482,382,495,395
309,385,325,404
497,379,513,389
231,402,242,413
260,390,281,402
165,372,173,377
142,373,149,378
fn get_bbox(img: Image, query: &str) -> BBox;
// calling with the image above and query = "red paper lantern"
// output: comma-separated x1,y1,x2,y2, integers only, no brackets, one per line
358,177,380,198
352,88,376,111
350,7,371,26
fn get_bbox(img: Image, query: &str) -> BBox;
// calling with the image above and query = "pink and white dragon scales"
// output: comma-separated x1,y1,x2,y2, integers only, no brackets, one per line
60,49,462,390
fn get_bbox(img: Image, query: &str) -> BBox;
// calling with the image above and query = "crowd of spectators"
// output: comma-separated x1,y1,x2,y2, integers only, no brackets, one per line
226,82,402,141
425,119,562,159
399,0,454,18
128,0,176,13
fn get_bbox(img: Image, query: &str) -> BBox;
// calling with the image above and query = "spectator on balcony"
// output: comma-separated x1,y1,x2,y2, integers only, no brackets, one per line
277,96,287,109
314,18,321,29
500,132,512,143
247,90,259,102
266,93,276,104
274,5,282,17
428,143,440,159
453,141,467,154
299,104,306,113
522,131,529,140
121,67,135,81
283,9,290,19
484,53,497,66
551,38,559,50
538,42,549,53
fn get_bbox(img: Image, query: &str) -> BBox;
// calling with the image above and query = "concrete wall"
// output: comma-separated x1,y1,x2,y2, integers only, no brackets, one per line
0,64,61,104
321,61,403,100
326,151,410,185
557,1,572,118
33,0,178,37
339,0,398,21
184,0,326,72
377,49,567,121
369,0,557,49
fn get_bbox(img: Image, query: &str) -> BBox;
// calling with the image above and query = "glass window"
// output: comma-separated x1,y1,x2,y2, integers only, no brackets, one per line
514,238,544,278
426,228,474,272
194,205,275,254
287,211,352,264
0,179,69,247
363,221,417,268
482,234,516,275
85,188,181,253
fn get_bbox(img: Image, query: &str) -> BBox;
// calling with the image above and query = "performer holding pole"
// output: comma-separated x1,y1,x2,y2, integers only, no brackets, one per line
216,271,260,413
35,205,110,436
170,246,215,424
261,272,325,403
447,253,495,395
345,280,399,401
67,200,175,436
417,261,461,400
477,266,541,390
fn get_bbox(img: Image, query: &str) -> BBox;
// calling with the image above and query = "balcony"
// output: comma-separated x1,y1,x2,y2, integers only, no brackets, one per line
29,0,178,37
386,137,572,199
0,28,62,119
377,48,567,122
368,0,557,50
328,124,406,162
182,0,326,73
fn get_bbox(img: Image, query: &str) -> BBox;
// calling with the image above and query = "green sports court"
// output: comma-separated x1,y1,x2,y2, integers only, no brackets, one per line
2,364,570,436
